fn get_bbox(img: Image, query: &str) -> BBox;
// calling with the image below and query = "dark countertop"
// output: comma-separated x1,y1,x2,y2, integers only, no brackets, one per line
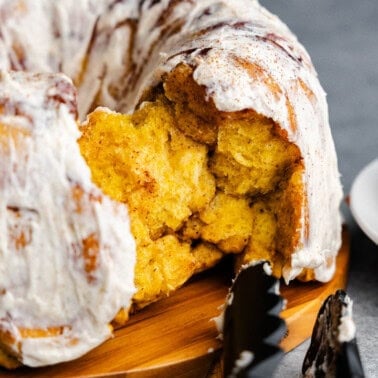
258,1,378,377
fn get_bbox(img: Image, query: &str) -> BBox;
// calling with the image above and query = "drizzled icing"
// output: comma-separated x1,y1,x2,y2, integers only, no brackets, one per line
338,295,356,343
0,0,343,365
0,71,136,366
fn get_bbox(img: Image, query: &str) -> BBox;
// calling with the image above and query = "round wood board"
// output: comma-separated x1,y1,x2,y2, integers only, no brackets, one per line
2,229,349,378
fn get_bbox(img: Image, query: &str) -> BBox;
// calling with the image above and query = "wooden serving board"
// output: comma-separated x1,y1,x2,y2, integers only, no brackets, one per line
3,229,349,378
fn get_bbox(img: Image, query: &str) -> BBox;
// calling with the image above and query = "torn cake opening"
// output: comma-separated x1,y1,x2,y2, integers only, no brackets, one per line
79,64,305,309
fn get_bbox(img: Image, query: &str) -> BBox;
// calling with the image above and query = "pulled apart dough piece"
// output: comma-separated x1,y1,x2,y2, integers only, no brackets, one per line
79,64,304,308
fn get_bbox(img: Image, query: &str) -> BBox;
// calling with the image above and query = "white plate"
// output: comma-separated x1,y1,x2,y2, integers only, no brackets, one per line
350,159,378,244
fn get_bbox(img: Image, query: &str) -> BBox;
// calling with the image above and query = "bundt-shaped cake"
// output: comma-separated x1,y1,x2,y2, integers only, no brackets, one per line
0,0,343,368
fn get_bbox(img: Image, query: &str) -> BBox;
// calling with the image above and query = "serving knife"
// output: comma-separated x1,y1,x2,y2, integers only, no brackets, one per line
221,262,287,377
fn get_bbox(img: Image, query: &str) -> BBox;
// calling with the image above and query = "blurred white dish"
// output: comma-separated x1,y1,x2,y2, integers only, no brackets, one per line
350,159,378,244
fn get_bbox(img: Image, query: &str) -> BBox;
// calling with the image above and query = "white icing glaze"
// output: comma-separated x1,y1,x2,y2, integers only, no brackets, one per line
212,303,225,336
338,296,356,343
230,350,254,377
263,262,273,276
0,71,136,366
0,1,106,77
226,292,234,306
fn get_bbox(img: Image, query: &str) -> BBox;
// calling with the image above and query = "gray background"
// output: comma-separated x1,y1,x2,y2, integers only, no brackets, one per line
258,1,378,377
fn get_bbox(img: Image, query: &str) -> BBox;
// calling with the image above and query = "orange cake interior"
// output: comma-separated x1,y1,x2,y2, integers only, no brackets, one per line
79,64,305,309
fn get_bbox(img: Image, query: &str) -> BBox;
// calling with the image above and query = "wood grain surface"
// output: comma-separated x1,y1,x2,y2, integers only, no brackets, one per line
1,229,349,378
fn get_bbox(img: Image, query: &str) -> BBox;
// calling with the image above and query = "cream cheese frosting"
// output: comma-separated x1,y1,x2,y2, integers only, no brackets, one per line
338,295,356,343
0,71,136,366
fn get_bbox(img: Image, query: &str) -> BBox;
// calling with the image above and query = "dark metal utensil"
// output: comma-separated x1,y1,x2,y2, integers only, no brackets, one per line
302,289,365,378
222,262,287,377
